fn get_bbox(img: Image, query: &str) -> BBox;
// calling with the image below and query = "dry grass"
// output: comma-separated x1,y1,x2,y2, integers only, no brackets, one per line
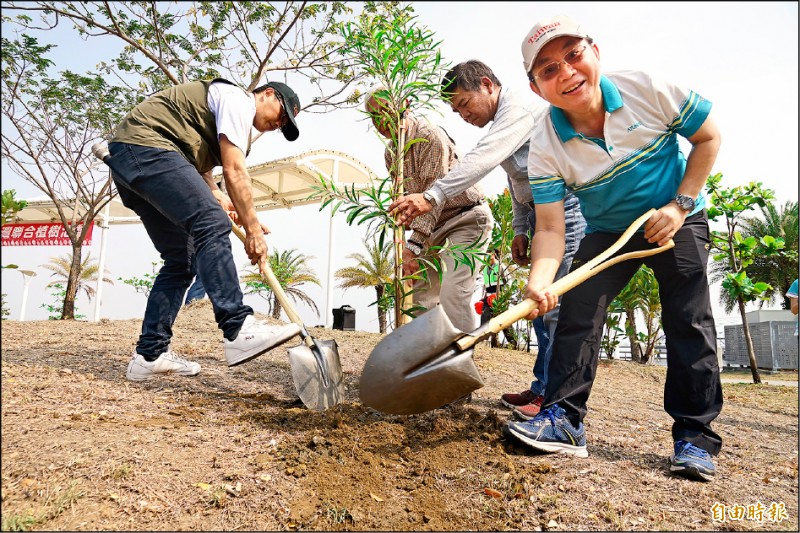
2,301,798,531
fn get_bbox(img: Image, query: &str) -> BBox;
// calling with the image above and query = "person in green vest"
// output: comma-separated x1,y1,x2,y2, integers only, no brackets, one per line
103,79,304,382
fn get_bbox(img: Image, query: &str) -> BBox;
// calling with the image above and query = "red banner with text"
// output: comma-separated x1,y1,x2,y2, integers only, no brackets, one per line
1,222,94,247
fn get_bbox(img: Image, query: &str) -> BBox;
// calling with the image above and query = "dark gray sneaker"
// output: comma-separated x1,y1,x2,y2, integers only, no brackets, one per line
506,404,588,457
670,440,716,482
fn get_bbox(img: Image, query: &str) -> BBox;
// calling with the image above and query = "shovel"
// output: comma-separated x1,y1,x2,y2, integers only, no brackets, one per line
359,208,675,415
230,224,345,411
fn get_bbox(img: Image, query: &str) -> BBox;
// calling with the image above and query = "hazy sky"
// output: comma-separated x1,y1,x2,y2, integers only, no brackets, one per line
2,2,798,333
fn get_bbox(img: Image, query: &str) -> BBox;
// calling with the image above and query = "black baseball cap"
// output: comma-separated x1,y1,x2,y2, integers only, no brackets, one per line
267,81,300,142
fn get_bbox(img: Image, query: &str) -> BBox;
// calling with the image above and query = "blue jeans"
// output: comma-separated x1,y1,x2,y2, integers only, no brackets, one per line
530,316,549,389
528,193,586,396
184,275,207,304
107,143,252,358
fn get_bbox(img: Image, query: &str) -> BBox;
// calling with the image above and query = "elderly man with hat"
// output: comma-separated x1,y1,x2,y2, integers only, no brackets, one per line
103,78,304,382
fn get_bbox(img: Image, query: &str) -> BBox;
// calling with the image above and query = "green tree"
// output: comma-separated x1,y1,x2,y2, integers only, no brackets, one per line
1,191,28,312
609,265,663,364
2,34,136,319
320,7,453,329
40,282,85,320
600,311,624,360
1,189,27,225
706,173,788,384
3,1,387,107
710,200,798,312
241,248,320,321
40,252,114,305
483,189,529,348
316,9,491,328
335,238,395,334
739,200,798,310
118,261,163,299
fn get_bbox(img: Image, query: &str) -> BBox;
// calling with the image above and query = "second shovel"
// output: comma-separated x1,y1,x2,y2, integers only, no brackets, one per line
231,224,345,411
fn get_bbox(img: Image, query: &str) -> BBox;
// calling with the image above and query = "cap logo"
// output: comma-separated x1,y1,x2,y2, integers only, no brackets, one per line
528,21,561,44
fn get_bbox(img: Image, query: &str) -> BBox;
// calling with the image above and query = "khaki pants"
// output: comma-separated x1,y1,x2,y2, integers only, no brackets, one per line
414,203,492,333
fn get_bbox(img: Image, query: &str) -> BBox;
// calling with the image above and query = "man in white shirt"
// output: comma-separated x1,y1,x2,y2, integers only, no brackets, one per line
389,60,586,419
105,79,303,381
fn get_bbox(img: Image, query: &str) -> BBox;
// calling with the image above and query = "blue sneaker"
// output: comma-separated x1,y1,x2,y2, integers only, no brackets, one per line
670,440,716,481
506,405,588,457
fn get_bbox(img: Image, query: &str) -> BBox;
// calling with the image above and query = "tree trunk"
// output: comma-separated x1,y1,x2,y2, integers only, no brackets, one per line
61,245,83,319
272,299,282,320
375,285,387,334
625,309,641,362
641,316,661,365
392,116,412,329
737,297,762,383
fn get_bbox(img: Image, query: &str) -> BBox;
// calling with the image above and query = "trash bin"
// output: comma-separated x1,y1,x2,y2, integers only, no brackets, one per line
332,305,356,331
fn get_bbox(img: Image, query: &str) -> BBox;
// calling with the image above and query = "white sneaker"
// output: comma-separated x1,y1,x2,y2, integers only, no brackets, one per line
224,315,302,366
126,350,201,381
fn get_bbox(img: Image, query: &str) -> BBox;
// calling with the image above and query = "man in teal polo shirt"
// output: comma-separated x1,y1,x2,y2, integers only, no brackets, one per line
505,15,723,482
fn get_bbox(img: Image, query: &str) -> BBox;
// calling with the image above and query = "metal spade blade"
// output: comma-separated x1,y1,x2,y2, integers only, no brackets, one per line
359,305,485,415
359,209,677,416
288,338,345,411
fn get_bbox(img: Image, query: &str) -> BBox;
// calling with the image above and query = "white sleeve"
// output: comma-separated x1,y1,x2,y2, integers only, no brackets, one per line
427,101,537,205
207,82,255,156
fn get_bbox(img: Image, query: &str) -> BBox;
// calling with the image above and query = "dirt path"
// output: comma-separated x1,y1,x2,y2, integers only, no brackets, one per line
2,301,798,531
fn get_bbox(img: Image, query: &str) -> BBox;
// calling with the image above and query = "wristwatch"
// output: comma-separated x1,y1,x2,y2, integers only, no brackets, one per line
673,193,696,212
406,240,424,256
422,191,437,207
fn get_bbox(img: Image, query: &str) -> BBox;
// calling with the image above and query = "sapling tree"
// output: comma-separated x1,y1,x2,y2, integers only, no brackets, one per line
314,8,488,328
118,261,163,299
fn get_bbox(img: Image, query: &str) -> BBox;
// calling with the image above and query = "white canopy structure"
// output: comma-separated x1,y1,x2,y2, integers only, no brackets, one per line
14,149,379,324
245,149,378,211
10,196,140,225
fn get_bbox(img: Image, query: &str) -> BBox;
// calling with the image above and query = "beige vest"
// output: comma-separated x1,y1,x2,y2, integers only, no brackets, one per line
111,79,251,173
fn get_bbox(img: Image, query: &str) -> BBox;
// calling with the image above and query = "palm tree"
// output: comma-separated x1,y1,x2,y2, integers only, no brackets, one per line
335,238,395,334
710,200,798,312
40,251,113,302
742,200,798,309
611,265,662,363
241,248,320,320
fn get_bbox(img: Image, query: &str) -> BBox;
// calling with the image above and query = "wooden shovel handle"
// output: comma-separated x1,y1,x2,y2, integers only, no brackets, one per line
229,223,312,345
455,208,674,351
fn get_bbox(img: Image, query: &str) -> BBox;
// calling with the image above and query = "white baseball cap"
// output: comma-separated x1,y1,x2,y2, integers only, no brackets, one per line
521,15,590,75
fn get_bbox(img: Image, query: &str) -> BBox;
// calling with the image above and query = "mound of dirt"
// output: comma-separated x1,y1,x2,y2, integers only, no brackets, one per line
2,300,797,531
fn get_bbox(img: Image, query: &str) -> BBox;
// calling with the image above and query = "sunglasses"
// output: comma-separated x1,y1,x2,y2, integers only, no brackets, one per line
529,43,588,83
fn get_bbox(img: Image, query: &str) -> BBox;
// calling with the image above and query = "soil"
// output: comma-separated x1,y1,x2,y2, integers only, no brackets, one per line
2,299,798,531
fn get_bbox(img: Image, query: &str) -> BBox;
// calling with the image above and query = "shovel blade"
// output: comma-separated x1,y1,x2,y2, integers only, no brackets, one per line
359,305,485,415
287,339,345,411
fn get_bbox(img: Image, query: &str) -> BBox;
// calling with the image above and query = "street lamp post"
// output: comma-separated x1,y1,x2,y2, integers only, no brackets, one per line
18,270,37,321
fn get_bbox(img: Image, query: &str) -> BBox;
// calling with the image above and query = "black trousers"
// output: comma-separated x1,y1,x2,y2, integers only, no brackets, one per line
543,211,723,455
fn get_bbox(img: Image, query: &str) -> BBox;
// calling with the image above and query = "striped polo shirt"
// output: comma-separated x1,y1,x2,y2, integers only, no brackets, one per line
527,70,711,233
